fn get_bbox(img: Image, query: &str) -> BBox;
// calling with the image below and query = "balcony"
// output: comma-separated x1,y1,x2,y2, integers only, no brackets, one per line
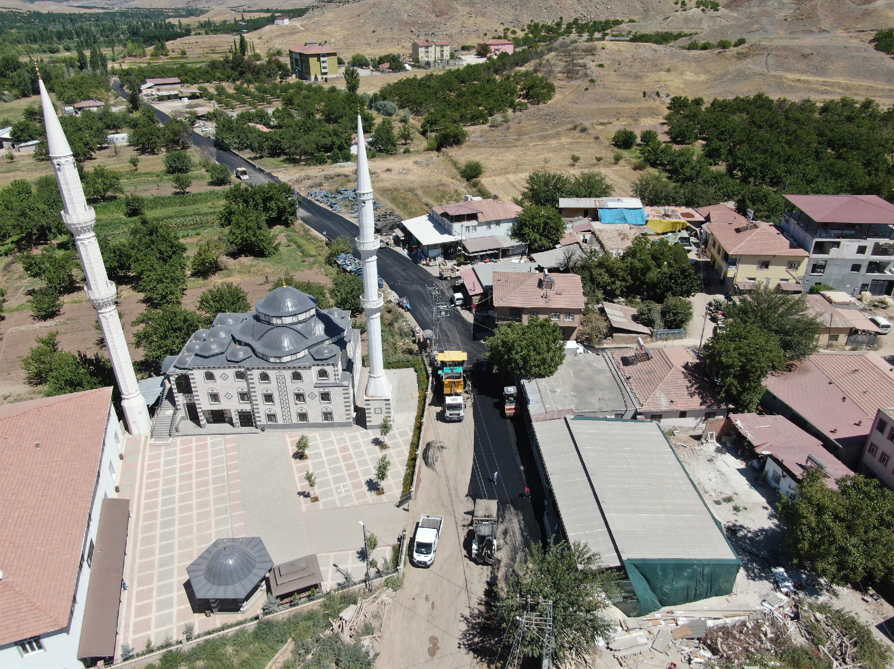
783,212,894,242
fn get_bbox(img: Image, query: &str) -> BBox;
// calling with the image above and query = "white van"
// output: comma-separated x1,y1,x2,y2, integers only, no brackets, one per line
870,316,891,334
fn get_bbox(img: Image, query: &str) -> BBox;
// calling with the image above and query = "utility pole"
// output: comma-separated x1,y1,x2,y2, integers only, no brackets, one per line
505,597,554,669
358,521,371,590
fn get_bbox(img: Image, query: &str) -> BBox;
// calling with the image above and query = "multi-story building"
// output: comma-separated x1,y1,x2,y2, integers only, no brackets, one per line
289,43,338,80
780,194,894,296
274,16,290,25
0,388,128,668
412,40,451,64
492,271,585,339
702,203,808,292
861,408,894,490
162,285,362,432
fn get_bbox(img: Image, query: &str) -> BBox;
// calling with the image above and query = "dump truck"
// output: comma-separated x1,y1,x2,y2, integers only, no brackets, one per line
470,499,498,565
437,350,468,421
503,386,517,418
412,514,443,567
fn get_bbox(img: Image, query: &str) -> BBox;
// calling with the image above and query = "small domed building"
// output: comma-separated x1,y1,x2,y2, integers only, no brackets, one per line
162,285,362,431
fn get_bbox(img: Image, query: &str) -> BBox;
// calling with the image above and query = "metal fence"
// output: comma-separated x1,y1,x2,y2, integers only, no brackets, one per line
652,329,687,341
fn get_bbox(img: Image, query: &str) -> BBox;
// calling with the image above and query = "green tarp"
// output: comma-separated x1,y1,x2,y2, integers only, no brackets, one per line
624,558,742,616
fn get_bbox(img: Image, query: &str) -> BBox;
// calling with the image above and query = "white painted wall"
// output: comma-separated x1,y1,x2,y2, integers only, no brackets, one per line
0,405,123,668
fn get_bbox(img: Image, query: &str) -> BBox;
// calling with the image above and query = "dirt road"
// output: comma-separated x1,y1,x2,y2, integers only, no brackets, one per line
376,399,493,669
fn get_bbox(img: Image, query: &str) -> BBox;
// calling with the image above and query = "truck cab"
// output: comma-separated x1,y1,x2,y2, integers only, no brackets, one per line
444,395,465,422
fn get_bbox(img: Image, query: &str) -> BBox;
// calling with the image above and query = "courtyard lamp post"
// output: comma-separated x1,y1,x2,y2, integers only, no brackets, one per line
359,520,372,590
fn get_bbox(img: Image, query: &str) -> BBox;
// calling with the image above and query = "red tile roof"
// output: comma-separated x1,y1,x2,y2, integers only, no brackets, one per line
730,413,852,486
609,346,724,412
460,268,484,296
0,388,114,646
805,295,883,332
492,272,585,310
434,199,522,223
705,218,807,257
73,100,104,108
764,351,894,446
145,77,180,86
698,203,747,226
784,194,894,224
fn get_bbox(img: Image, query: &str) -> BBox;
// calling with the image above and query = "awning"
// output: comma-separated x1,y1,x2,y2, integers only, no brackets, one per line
598,208,647,226
463,236,503,254
401,215,458,247
460,268,484,296
268,554,323,597
138,376,165,407
78,498,130,663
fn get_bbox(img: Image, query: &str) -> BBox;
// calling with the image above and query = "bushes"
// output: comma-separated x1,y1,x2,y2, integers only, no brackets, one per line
458,160,484,181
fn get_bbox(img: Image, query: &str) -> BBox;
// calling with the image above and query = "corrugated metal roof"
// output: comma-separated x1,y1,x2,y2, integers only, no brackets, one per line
534,417,737,563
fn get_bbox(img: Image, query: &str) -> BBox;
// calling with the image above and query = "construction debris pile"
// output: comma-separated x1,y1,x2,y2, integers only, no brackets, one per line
702,617,794,664
331,587,394,645
307,188,383,216
375,211,402,235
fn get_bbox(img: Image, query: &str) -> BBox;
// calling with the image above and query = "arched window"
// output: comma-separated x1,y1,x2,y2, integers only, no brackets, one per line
259,372,271,383
317,369,329,380
322,409,333,423
204,371,215,382
297,411,308,423
235,371,246,380
291,371,303,382
266,412,278,423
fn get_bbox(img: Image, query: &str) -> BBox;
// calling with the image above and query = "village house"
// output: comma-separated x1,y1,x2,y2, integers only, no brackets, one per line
601,301,653,345
861,408,894,491
478,39,515,55
412,40,451,64
289,43,338,80
762,350,894,468
805,293,883,348
729,413,852,495
73,99,105,114
492,271,585,339
274,16,290,25
402,196,523,259
606,345,728,427
559,197,646,224
780,194,894,296
0,388,128,668
702,203,807,292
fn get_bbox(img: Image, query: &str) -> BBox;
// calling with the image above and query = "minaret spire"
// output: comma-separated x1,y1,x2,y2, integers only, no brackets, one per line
37,76,151,435
355,116,392,419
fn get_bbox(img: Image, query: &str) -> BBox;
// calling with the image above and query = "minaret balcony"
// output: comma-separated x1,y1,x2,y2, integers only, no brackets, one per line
355,236,380,252
361,292,384,310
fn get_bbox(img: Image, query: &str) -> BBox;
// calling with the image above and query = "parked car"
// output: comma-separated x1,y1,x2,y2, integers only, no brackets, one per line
772,567,795,595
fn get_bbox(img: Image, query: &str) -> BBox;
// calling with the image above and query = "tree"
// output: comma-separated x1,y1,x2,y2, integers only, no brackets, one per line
296,434,310,458
724,285,821,362
162,118,192,151
374,454,391,491
349,54,371,68
398,123,414,145
703,320,786,411
344,66,360,93
636,301,663,329
371,118,397,154
128,88,141,113
123,194,144,217
567,171,613,198
21,246,78,295
198,282,251,323
138,263,187,307
511,205,565,253
520,170,571,207
164,150,193,174
491,541,615,666
171,173,193,194
222,182,297,228
661,296,693,330
82,165,123,202
29,286,63,321
21,331,114,396
191,240,224,278
435,123,467,150
331,273,363,315
518,74,555,105
132,305,206,370
458,160,483,181
128,155,140,171
225,206,277,257
777,469,894,586
207,162,232,186
632,172,678,206
487,317,564,379
576,306,609,346
612,128,637,149
305,470,317,498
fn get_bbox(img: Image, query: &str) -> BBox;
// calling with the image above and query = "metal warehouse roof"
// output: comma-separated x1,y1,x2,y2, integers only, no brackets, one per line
532,417,736,564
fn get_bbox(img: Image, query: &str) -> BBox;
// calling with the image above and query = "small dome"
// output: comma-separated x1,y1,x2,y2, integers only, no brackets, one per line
183,340,201,353
202,543,258,586
310,344,339,360
216,314,241,326
194,329,210,339
195,333,230,357
174,354,192,368
226,346,252,362
208,325,232,339
256,286,317,319
255,327,304,357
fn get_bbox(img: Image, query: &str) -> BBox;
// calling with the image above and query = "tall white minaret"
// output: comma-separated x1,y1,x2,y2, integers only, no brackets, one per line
355,116,392,404
38,76,151,436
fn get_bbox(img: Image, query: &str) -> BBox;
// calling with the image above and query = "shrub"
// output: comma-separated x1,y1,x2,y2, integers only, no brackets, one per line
611,128,637,149
613,152,623,163
373,100,398,116
660,296,694,329
172,173,193,194
164,150,193,174
261,594,280,615
458,160,484,181
123,194,144,217
207,162,232,186
733,37,747,47
636,301,663,329
120,644,134,661
717,39,732,49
